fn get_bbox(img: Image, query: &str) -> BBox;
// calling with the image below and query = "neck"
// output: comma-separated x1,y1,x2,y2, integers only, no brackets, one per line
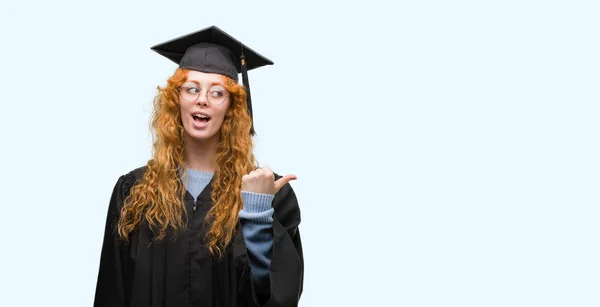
183,133,219,172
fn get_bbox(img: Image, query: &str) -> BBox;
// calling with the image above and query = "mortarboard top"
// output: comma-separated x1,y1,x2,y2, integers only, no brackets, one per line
150,25,273,135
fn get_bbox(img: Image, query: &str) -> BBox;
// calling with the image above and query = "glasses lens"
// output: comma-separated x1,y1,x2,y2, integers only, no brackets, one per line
180,86,228,104
207,86,228,105
180,86,200,102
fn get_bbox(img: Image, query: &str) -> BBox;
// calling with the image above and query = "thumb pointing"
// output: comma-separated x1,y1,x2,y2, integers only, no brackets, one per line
274,174,297,192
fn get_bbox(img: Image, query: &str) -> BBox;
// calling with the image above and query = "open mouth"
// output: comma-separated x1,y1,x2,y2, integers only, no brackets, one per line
192,113,211,123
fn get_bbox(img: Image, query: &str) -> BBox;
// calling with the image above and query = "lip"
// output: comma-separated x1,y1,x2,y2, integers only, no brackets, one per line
192,111,211,118
192,113,210,129
192,118,209,129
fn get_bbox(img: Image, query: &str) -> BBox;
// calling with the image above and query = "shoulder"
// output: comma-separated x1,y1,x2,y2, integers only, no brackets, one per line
114,165,148,198
123,165,148,181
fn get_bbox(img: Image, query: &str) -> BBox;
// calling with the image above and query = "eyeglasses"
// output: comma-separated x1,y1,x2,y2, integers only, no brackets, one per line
178,85,229,105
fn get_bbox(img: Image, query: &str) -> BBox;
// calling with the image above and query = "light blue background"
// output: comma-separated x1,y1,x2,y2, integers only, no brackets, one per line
1,0,598,306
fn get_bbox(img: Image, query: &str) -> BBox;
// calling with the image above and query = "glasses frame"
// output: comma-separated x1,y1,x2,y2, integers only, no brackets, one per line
178,85,230,105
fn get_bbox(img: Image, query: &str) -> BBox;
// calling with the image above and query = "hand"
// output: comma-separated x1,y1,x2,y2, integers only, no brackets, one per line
242,166,297,195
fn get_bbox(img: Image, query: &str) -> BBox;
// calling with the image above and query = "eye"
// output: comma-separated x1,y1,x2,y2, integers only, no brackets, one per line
209,89,225,98
185,87,200,94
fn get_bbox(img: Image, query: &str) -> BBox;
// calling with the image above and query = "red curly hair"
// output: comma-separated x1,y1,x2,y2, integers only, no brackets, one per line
118,68,256,257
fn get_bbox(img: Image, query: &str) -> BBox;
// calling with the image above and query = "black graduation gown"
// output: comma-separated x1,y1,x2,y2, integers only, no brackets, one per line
93,166,303,307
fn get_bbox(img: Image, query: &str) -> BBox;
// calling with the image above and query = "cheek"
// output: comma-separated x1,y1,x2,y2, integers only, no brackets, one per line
215,102,231,121
180,100,190,112
213,110,228,126
180,101,193,118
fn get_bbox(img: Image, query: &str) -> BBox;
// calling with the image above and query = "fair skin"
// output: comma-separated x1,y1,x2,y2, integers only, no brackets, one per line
180,70,296,194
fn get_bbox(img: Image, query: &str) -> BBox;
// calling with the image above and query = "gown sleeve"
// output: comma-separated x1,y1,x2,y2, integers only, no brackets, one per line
93,175,132,307
238,177,304,307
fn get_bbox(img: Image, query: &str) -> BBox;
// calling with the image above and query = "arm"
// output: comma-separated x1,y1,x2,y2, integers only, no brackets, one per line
239,192,276,297
238,175,304,307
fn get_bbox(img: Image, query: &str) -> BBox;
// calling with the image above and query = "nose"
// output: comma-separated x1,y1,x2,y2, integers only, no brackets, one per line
196,91,209,107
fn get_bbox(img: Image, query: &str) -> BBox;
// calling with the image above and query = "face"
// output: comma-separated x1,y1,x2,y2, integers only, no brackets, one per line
179,71,231,143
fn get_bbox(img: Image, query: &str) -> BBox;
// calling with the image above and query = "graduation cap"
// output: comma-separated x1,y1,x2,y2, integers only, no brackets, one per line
150,25,274,135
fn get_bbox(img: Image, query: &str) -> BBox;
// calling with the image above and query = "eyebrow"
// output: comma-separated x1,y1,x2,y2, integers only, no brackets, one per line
183,80,225,87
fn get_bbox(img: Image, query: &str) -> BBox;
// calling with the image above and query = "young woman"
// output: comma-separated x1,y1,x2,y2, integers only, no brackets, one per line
94,26,303,307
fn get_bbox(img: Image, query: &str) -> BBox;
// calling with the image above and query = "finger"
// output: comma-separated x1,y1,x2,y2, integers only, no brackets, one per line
261,166,274,178
274,174,297,191
241,174,249,188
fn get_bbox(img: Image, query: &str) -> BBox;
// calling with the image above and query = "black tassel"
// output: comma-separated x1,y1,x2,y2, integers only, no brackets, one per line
240,52,255,136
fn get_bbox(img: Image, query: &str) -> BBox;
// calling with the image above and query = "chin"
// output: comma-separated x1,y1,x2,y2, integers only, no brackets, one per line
184,128,219,142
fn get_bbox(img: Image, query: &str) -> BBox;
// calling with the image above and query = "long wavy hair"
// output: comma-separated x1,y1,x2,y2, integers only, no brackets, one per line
117,68,256,257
